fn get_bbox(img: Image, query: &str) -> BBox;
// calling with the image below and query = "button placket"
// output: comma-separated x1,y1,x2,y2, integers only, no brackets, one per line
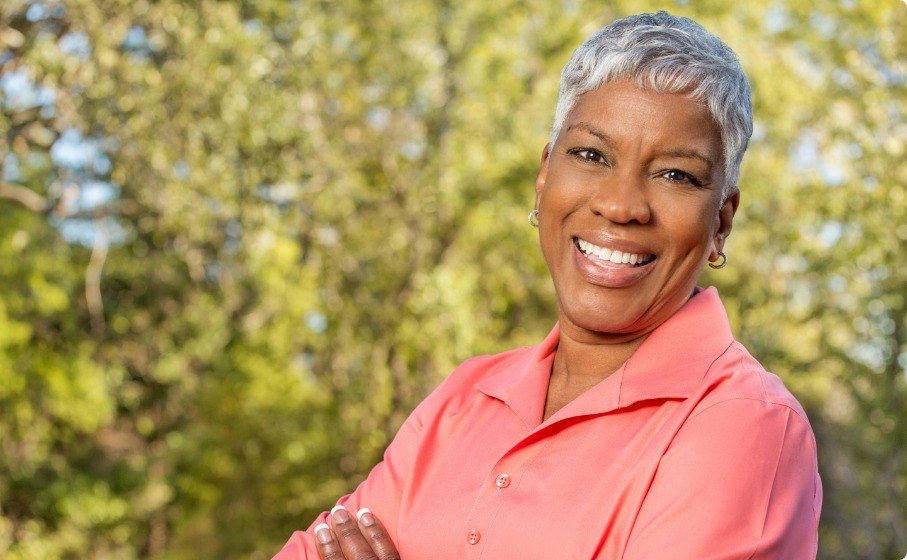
461,441,547,557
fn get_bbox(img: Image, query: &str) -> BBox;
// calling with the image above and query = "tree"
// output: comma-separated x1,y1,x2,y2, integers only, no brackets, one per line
1,0,903,558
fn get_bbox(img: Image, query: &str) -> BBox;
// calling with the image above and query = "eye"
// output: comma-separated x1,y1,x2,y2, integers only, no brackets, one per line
568,148,608,164
660,169,704,187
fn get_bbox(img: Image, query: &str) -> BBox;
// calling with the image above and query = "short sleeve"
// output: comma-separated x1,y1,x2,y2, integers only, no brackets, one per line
622,398,822,559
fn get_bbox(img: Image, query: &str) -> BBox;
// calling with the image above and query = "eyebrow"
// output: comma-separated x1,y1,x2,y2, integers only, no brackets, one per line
659,149,715,171
565,121,716,171
565,121,614,144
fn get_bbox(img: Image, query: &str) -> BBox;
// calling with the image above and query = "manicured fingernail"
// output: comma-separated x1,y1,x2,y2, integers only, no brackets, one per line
357,507,376,527
315,523,332,544
331,504,351,524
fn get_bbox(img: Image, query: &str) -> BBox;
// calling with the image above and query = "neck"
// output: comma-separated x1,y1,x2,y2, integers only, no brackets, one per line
552,327,647,384
543,325,649,421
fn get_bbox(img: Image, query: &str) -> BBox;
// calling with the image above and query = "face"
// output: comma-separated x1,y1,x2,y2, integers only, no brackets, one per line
535,79,739,344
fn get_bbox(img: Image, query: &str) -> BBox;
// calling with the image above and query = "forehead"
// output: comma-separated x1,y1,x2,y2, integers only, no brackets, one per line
563,80,723,162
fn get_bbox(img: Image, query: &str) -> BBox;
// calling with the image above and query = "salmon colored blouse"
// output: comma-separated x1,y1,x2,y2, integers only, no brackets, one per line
274,287,822,559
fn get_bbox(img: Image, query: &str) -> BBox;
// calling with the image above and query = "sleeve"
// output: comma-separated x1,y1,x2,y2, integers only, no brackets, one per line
271,402,427,559
622,398,822,560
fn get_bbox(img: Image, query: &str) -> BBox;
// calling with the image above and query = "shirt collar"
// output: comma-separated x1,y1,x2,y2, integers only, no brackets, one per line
473,323,559,428
474,287,734,426
616,286,734,407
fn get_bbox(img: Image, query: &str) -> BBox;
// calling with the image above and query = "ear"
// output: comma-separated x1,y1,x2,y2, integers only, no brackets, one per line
534,143,551,208
710,187,740,260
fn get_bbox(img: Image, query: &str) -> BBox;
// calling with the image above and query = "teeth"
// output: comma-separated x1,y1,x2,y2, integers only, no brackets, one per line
577,238,652,265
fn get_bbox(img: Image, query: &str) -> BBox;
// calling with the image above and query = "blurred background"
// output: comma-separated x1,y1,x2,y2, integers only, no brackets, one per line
0,0,904,558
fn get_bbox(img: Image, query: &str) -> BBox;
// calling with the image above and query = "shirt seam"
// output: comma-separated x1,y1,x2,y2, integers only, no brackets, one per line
393,415,425,552
744,406,792,560
686,343,811,426
686,395,807,424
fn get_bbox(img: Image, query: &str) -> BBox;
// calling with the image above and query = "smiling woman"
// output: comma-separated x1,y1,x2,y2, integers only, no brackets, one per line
535,81,736,352
534,79,741,419
274,11,821,560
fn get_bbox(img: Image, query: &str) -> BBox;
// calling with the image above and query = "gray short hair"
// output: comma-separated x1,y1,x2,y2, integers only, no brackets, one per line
550,11,753,189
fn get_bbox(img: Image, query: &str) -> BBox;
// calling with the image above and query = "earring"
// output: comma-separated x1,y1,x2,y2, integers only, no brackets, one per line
528,209,539,228
708,251,728,269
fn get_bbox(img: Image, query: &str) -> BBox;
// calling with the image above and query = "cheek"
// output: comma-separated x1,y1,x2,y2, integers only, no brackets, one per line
659,197,720,246
539,172,588,221
539,193,581,247
538,222,565,273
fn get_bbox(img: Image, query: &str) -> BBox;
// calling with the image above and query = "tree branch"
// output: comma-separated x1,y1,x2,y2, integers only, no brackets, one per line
86,214,109,337
0,181,51,213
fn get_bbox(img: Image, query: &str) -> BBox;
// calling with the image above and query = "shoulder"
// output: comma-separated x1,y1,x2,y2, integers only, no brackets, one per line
692,340,811,423
665,339,820,496
629,341,822,558
681,342,818,472
451,345,534,385
407,344,535,423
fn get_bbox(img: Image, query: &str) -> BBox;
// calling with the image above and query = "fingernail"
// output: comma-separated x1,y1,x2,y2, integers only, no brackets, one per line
356,507,376,527
331,504,351,524
315,523,332,544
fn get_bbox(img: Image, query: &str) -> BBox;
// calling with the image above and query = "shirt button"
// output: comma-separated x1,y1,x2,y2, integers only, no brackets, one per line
467,529,481,545
495,474,511,488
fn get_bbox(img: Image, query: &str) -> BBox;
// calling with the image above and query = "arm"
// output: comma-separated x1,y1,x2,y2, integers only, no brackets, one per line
622,398,822,560
272,410,424,560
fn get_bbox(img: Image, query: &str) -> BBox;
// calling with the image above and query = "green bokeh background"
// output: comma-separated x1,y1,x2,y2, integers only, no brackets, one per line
1,0,904,558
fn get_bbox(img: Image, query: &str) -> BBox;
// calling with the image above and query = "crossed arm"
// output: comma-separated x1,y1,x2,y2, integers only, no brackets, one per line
312,506,400,560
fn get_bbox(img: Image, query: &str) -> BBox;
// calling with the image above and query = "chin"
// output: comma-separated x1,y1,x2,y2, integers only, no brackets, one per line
559,297,651,338
556,278,698,339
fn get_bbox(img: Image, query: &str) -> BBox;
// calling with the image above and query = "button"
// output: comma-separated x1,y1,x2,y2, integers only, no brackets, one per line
495,474,511,489
467,529,481,545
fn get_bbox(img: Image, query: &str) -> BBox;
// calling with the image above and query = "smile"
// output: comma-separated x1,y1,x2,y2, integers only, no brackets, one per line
575,238,656,266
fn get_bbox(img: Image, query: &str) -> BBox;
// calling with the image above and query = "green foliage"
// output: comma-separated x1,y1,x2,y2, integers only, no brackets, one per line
0,0,904,558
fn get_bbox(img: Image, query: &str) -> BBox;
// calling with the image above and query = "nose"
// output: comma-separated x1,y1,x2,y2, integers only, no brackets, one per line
588,172,652,225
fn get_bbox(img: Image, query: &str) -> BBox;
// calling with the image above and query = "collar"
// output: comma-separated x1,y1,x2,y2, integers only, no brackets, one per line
474,287,735,427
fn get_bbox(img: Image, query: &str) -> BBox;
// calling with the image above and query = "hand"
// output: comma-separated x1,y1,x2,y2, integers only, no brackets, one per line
315,505,401,560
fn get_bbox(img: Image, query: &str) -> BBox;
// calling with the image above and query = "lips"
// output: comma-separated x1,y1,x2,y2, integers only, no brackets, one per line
569,235,657,288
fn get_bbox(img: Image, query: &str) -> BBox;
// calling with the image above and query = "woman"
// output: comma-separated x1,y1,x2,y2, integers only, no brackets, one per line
275,11,821,560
